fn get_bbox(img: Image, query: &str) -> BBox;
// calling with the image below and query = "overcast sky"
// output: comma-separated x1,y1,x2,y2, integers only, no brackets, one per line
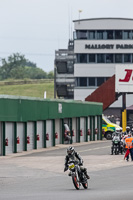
0,0,133,72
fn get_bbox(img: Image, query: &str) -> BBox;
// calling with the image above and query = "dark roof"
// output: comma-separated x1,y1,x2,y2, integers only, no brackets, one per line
127,105,133,110
73,18,133,22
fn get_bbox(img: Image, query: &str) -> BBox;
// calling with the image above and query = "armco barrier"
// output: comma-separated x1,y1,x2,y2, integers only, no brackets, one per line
0,95,103,156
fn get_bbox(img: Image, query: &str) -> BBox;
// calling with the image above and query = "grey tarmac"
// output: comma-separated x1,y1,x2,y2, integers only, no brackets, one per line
0,140,133,200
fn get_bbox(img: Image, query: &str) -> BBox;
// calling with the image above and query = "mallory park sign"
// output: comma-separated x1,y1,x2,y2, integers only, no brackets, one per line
85,44,133,49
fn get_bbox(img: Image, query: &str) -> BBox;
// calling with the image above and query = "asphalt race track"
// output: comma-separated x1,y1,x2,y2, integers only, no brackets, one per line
0,140,133,200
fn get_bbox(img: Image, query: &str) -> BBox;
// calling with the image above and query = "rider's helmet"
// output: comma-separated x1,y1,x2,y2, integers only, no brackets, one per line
115,128,120,136
120,127,123,132
116,127,120,133
67,146,75,156
126,126,130,133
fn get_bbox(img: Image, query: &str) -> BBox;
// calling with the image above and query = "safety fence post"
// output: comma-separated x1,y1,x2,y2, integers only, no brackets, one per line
100,115,102,140
93,116,95,141
122,93,127,132
70,118,72,144
24,122,27,151
2,122,5,156
86,117,88,142
53,119,55,146
14,122,17,153
43,120,46,148
77,117,80,143
61,119,64,144
90,117,92,141
97,116,100,140
34,121,37,149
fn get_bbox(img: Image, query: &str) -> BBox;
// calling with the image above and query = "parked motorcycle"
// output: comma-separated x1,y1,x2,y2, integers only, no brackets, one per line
68,160,88,190
111,136,120,155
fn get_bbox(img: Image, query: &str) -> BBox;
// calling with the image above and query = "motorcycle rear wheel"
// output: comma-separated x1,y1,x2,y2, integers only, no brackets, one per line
72,175,80,190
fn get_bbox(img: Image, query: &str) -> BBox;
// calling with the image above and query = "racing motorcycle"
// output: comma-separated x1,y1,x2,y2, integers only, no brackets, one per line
68,160,88,190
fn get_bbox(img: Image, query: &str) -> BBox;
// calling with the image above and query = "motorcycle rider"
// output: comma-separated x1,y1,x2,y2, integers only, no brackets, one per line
124,126,131,135
111,127,121,154
112,127,121,139
64,146,90,179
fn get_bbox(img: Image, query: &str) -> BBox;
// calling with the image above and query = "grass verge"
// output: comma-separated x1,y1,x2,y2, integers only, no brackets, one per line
0,81,54,99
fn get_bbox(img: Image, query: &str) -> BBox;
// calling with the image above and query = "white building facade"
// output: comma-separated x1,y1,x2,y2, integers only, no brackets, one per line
73,18,133,109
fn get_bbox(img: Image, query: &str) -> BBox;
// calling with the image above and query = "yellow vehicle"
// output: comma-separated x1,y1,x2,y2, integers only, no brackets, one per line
102,115,121,140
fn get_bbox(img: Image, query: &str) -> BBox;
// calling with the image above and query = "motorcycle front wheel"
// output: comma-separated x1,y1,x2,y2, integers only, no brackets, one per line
115,146,117,155
82,181,88,189
72,175,80,190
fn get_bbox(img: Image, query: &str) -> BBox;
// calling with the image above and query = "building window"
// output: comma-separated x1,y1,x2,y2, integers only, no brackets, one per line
106,30,114,39
73,31,77,40
76,78,80,86
78,54,87,63
97,30,104,39
80,77,87,86
123,30,131,39
106,54,114,63
124,54,131,63
75,29,133,40
131,31,133,39
76,77,109,87
97,77,105,86
77,30,88,39
115,30,122,39
97,54,105,63
115,54,123,63
89,54,95,63
89,31,95,39
77,54,133,64
89,77,95,86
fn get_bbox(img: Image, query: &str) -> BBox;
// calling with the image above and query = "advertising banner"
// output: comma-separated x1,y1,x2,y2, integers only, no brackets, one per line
115,64,133,93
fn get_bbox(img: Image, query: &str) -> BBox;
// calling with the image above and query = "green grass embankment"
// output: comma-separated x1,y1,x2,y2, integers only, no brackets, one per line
0,79,54,99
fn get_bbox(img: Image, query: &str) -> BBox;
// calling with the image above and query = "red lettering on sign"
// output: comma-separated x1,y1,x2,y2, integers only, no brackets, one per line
119,69,132,82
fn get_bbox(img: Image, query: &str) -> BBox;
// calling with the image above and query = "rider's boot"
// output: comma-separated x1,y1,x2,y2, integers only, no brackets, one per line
84,172,90,179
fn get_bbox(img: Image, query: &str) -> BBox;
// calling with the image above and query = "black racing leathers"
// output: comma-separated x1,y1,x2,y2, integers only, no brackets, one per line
64,151,87,175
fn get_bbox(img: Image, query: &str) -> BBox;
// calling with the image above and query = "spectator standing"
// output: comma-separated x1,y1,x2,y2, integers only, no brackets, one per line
125,133,133,161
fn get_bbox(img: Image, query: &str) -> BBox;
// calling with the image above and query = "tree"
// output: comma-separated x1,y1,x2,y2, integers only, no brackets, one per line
0,53,27,79
25,61,37,68
25,67,47,79
10,67,26,79
0,53,49,80
47,70,54,79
